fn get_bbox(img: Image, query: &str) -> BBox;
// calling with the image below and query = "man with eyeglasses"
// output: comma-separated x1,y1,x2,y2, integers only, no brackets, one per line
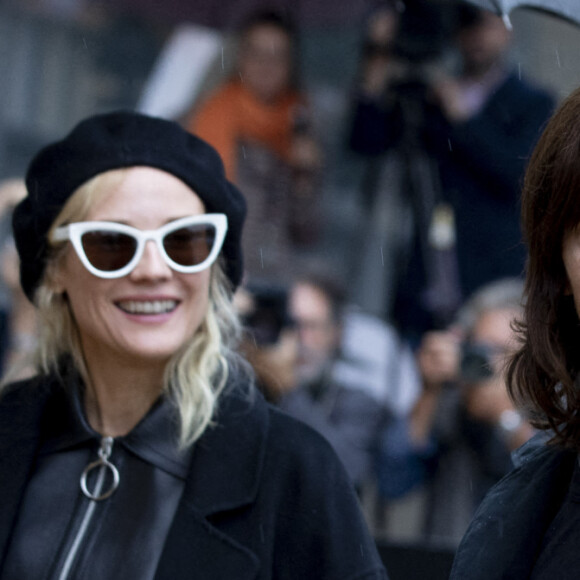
277,269,418,493
376,277,534,547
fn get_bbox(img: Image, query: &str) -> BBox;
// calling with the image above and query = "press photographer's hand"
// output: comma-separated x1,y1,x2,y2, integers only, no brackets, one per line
417,330,462,392
431,75,473,122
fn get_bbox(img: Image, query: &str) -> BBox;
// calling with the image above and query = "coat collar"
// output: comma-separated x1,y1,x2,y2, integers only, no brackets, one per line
155,382,267,580
184,385,267,516
41,382,193,480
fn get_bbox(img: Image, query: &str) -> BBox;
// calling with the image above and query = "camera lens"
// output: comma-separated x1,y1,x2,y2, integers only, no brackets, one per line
460,343,495,382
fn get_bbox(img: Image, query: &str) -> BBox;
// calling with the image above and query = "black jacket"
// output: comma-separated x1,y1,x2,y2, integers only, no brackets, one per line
0,374,387,579
450,434,576,579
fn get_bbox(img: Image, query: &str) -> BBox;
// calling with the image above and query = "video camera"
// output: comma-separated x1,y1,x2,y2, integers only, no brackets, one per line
241,284,289,347
364,0,460,134
392,0,456,66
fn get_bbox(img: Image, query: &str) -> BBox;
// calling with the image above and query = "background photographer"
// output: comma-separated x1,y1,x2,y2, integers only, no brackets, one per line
375,277,534,546
348,1,555,341
274,271,388,492
238,267,420,492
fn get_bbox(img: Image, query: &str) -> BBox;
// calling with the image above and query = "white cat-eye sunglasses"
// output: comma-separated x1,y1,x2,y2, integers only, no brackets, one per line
51,213,228,279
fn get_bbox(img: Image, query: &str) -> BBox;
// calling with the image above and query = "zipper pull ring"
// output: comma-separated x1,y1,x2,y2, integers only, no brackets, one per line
80,436,120,501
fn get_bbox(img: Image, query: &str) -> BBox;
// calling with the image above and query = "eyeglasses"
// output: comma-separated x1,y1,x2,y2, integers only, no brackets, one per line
51,214,228,279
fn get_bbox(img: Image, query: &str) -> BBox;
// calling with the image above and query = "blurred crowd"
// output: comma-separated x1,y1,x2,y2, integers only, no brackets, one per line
0,0,558,557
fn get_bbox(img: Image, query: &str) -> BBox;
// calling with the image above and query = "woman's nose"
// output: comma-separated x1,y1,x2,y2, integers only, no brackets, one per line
129,240,172,281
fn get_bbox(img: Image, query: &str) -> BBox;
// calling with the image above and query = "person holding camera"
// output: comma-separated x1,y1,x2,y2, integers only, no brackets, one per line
238,267,421,496
375,277,534,546
349,2,554,341
276,271,390,492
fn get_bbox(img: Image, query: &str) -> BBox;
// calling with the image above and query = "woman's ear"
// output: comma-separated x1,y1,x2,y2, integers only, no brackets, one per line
44,256,67,295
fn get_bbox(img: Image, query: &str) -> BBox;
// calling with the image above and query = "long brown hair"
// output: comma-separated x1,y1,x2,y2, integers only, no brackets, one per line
507,86,580,448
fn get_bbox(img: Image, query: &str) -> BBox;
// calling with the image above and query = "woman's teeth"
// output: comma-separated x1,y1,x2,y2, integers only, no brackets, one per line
118,300,177,314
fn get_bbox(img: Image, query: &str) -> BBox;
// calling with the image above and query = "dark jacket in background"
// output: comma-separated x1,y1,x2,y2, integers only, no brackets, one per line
0,374,387,579
349,70,555,338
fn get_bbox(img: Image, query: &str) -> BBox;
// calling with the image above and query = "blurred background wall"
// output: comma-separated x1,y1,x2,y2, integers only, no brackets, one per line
1,1,579,181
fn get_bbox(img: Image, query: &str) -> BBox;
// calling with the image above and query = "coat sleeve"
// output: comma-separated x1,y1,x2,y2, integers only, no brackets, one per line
261,408,389,580
449,444,575,579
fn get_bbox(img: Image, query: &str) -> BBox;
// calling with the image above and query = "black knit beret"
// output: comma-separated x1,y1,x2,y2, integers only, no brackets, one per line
13,110,247,302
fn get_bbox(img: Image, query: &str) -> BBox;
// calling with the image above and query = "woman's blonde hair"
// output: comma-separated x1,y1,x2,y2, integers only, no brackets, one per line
19,169,250,448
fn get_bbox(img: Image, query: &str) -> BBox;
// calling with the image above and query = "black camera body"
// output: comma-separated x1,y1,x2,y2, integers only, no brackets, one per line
460,342,496,383
393,0,456,65
242,284,289,346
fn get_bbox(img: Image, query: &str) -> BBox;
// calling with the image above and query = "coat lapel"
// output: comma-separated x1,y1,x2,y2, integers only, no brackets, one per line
155,386,268,580
154,509,260,580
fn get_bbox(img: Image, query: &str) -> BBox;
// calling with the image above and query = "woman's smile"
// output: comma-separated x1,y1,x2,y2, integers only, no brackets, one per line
116,298,180,316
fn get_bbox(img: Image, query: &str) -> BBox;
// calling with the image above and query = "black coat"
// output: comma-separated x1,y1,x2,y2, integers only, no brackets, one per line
450,434,576,579
0,374,387,579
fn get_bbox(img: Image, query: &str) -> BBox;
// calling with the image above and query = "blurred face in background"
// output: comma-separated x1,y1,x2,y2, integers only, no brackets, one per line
238,23,293,103
458,11,512,77
366,5,399,49
288,282,341,385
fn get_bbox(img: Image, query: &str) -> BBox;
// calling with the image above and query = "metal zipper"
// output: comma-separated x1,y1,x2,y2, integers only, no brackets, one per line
57,436,119,580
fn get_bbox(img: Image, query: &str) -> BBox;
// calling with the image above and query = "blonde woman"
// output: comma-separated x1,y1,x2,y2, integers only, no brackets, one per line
0,112,386,580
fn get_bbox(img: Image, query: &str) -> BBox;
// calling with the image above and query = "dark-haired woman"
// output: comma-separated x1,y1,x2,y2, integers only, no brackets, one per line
451,85,580,579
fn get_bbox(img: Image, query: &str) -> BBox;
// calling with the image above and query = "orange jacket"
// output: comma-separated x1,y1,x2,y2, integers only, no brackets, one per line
188,80,301,180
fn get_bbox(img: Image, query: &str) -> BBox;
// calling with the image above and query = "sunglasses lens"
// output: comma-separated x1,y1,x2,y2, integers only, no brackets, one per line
81,231,137,272
163,223,216,267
